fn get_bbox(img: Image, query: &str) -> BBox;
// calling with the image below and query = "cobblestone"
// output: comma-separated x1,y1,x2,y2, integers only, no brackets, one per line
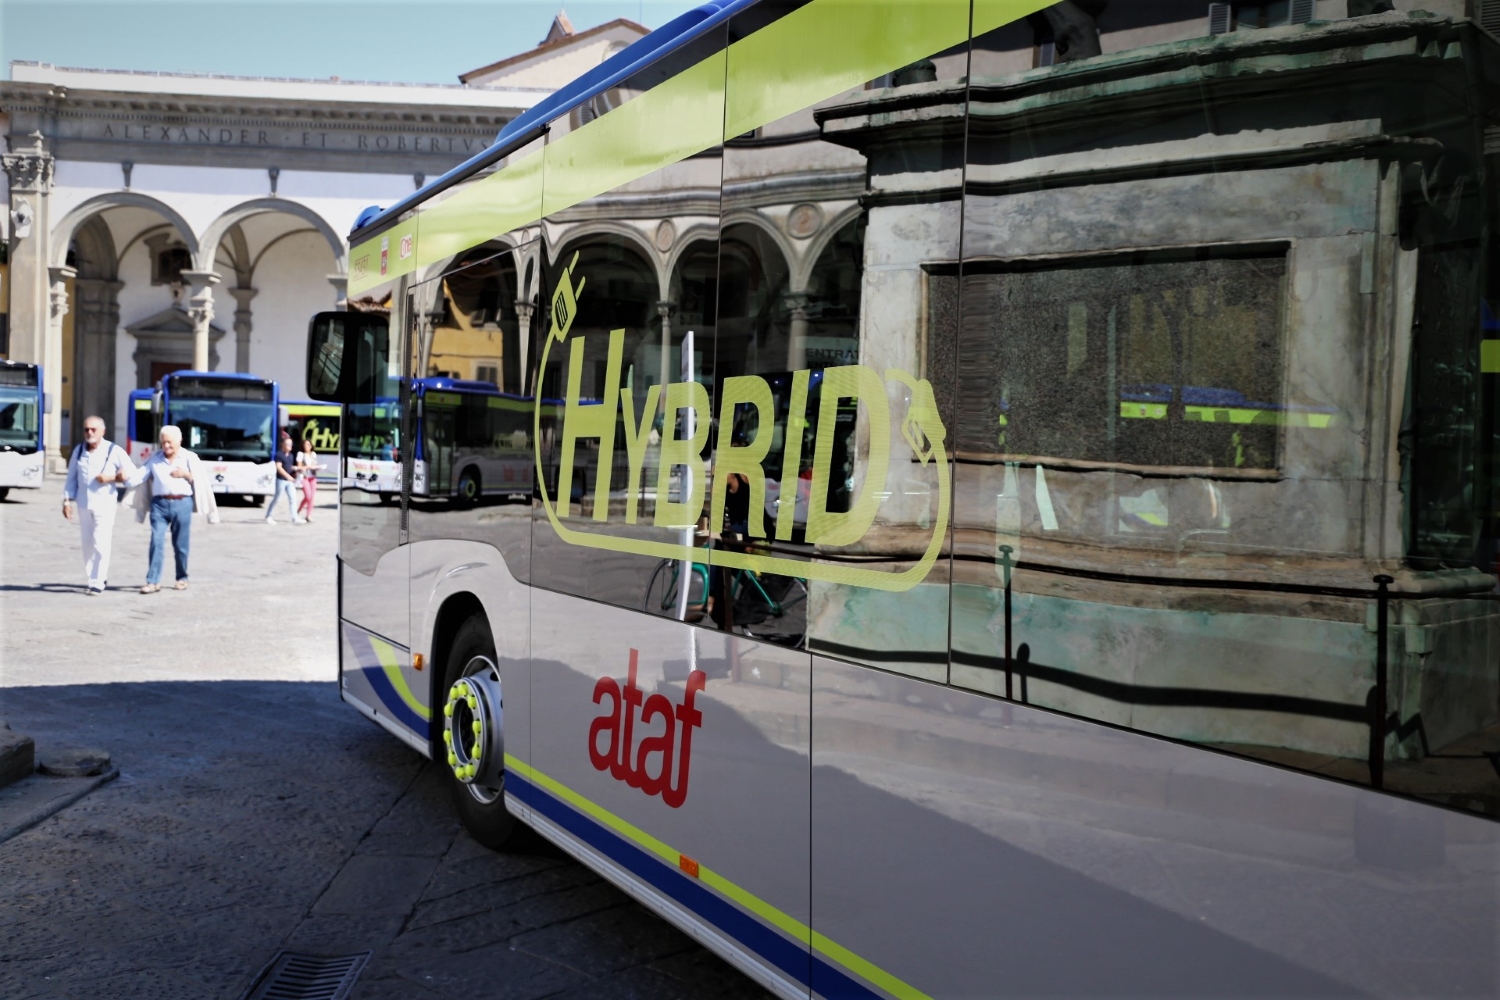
0,478,770,999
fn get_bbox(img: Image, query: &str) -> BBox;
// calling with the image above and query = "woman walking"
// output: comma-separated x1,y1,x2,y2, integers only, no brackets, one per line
296,437,322,523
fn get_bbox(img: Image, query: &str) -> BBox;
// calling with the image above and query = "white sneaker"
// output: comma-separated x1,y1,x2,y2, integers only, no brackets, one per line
294,516,306,524
263,517,277,524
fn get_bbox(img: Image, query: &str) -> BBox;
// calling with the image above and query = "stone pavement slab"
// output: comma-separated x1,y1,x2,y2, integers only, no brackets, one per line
0,478,772,999
0,768,119,843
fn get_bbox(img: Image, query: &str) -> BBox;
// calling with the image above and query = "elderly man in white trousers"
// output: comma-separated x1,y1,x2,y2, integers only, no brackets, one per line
62,415,135,595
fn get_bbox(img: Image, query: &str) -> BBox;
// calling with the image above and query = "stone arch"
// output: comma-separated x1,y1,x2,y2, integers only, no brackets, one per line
719,210,796,289
662,222,721,296
50,191,199,267
793,203,864,292
550,220,664,297
196,198,346,275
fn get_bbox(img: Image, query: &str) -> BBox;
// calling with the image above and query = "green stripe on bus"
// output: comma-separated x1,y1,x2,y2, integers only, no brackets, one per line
1482,339,1500,373
542,50,725,218
504,753,934,1000
1119,402,1334,427
724,0,969,140
417,145,546,273
426,392,461,406
349,0,1051,295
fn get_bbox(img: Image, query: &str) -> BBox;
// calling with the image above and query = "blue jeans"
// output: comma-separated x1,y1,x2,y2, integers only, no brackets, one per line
148,496,192,585
265,480,297,519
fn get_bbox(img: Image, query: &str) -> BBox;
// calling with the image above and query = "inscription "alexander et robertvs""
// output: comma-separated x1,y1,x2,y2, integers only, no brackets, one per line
95,123,490,154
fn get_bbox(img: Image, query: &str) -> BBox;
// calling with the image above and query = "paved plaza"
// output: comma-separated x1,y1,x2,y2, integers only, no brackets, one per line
0,478,769,999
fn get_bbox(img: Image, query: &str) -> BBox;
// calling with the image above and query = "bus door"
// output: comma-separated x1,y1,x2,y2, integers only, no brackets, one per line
421,388,457,497
128,391,158,463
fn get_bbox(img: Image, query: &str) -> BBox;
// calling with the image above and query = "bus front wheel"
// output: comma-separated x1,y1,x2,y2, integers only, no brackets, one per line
440,615,521,851
456,467,481,505
0,488,8,502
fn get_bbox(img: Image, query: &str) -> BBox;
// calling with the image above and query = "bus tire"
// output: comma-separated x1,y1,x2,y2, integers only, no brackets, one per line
441,615,521,851
0,488,8,502
457,467,481,505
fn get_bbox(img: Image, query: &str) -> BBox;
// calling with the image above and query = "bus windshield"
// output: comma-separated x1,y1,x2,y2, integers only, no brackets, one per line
172,399,274,461
345,401,399,461
0,385,40,451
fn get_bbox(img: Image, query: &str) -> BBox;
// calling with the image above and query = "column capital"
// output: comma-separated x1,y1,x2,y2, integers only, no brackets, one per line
179,269,222,291
181,271,220,371
3,131,54,194
326,274,348,311
228,286,259,308
47,265,76,322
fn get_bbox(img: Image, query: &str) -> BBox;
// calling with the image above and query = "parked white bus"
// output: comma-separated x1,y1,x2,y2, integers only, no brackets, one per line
308,2,1500,996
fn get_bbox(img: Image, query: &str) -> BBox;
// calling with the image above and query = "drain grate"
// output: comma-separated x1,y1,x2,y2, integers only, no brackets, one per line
243,951,371,1000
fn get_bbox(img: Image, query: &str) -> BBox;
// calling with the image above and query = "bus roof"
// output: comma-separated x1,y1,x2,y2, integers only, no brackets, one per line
348,0,758,243
162,370,273,384
416,377,566,406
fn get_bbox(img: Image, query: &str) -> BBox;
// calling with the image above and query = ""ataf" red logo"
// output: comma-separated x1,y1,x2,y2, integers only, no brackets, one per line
588,649,706,808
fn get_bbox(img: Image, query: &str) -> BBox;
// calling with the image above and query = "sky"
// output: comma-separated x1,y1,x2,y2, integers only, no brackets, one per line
0,0,700,85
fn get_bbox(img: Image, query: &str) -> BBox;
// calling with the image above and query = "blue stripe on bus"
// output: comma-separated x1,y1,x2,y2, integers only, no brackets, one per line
359,666,428,734
506,770,882,999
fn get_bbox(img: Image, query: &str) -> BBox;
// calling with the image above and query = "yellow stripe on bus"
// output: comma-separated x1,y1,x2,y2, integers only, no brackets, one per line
504,754,934,1000
1117,402,1334,427
371,635,430,722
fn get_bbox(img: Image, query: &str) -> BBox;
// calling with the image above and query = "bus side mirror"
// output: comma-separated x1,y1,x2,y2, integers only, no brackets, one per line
43,392,53,415
307,311,391,404
307,311,351,403
152,390,163,415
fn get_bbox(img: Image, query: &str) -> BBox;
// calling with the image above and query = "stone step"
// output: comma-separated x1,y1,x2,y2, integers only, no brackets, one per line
0,724,36,790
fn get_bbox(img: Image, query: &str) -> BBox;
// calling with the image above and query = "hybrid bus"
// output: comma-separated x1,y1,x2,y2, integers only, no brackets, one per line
308,3,1500,997
413,378,540,502
0,360,43,500
128,370,278,500
279,400,342,467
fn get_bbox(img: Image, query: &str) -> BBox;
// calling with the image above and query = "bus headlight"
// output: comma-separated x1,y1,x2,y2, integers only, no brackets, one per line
443,665,503,788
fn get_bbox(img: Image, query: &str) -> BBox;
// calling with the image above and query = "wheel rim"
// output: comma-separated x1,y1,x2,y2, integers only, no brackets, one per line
442,655,502,805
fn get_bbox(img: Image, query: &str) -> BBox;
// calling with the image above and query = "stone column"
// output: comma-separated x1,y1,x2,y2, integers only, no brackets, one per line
73,277,123,439
180,270,221,371
327,274,348,312
46,266,75,470
656,300,675,413
514,301,535,395
783,291,810,372
3,131,58,462
228,287,257,373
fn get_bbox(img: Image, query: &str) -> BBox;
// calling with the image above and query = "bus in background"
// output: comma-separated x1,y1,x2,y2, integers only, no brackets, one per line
125,389,157,464
309,4,1500,998
280,400,341,485
130,371,278,501
281,400,341,453
412,378,535,503
0,360,44,500
344,395,400,500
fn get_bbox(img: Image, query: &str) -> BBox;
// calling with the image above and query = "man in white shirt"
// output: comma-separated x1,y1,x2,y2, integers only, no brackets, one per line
122,424,213,594
62,415,135,595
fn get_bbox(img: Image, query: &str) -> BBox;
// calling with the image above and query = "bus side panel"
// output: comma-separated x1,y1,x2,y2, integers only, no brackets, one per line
409,539,530,778
0,449,44,489
526,590,812,996
340,490,409,650
809,655,1500,998
340,620,426,755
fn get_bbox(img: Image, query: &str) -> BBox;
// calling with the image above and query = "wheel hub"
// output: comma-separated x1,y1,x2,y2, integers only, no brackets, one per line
442,659,503,790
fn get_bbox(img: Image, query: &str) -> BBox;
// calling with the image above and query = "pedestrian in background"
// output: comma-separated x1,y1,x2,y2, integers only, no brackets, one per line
264,435,303,524
61,415,134,595
295,437,321,523
124,424,216,594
